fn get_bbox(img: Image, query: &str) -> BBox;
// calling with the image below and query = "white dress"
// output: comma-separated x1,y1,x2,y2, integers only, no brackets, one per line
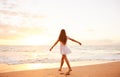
60,36,71,55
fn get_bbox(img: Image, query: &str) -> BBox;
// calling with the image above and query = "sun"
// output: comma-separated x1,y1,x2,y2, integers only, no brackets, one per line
23,35,46,45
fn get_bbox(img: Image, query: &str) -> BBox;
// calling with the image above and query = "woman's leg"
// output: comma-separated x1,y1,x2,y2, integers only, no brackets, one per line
59,55,65,71
64,55,72,71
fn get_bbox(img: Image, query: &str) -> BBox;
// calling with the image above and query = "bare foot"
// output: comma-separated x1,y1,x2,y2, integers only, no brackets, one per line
65,72,70,75
65,69,72,75
69,69,72,72
58,69,61,71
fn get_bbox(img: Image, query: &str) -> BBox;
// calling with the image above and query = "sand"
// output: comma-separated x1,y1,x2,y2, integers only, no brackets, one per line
0,61,120,77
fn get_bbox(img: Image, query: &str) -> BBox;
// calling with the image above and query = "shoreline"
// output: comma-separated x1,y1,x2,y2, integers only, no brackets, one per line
0,60,118,73
0,61,120,77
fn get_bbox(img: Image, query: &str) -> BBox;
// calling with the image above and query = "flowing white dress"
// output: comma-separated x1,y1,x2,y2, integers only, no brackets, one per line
60,37,71,55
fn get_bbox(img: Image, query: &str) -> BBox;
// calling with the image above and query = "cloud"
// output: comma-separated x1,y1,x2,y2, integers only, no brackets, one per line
0,23,44,40
0,9,45,18
83,39,119,46
86,29,95,32
18,26,44,35
0,9,46,28
0,0,46,41
0,10,18,16
0,25,20,40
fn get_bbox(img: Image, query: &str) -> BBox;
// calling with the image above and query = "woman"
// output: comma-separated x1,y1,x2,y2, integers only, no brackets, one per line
50,29,82,75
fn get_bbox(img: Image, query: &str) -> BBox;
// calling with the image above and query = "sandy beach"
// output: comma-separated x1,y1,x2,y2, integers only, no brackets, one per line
0,61,120,77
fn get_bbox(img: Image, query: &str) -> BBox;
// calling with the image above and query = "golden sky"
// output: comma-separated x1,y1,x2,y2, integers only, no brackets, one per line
0,0,120,45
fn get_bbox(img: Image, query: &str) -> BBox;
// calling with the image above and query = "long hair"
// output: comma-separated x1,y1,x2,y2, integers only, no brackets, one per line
58,29,67,45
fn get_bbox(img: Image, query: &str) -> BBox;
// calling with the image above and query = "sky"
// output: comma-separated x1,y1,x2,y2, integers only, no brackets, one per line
0,0,120,45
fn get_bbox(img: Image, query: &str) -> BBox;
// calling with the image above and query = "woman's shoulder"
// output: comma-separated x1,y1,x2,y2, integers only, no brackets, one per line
66,36,70,39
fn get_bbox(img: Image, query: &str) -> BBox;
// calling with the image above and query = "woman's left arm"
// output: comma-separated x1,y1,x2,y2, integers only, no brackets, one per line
68,37,82,45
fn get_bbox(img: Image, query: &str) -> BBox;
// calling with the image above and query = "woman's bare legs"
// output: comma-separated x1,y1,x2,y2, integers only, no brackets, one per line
64,55,72,71
59,55,64,71
59,55,72,75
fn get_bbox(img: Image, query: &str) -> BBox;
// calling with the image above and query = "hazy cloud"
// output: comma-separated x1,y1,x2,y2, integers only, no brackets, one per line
83,39,119,46
0,23,44,40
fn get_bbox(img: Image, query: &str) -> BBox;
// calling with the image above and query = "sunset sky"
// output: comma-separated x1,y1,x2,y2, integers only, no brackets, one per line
0,0,120,45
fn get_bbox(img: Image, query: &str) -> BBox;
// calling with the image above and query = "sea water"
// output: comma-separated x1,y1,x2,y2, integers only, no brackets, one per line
0,45,120,64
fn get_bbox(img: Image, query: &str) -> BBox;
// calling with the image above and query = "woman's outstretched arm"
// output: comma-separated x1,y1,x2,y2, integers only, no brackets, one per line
68,37,82,45
50,40,59,51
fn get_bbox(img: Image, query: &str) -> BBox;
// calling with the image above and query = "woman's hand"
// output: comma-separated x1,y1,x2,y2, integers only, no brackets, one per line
78,42,82,45
49,40,59,51
49,47,53,51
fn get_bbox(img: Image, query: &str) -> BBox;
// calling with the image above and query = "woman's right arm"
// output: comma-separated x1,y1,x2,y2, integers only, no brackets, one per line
50,40,59,51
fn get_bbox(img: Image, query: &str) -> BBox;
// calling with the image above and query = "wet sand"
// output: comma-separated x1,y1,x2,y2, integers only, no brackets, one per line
0,61,120,77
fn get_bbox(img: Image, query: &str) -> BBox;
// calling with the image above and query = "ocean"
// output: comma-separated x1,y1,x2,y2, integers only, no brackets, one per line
0,45,120,64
